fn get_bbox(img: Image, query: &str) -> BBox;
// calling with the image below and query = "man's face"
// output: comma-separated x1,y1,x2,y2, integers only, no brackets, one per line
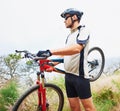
64,14,73,28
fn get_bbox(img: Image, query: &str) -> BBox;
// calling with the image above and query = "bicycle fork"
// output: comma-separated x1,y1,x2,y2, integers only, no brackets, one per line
36,72,47,111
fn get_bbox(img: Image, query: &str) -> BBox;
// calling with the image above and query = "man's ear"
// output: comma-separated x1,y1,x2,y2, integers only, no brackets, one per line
72,15,78,21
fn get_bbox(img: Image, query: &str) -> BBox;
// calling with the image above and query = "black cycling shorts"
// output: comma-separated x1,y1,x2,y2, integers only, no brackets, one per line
65,74,92,99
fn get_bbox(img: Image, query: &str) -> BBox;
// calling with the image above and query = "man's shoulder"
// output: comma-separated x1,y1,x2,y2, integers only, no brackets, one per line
79,25,90,35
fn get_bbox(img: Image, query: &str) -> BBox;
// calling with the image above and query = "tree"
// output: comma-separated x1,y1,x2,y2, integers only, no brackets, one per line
0,54,22,80
0,53,38,85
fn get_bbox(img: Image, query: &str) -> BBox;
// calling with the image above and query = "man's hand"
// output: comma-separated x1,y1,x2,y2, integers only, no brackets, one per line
37,50,52,57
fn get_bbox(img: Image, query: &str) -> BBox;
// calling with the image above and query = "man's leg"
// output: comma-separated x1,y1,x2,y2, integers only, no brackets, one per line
81,97,96,111
68,97,82,111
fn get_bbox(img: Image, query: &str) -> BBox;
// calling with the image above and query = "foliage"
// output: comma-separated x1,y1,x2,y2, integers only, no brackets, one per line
0,80,19,111
0,53,22,80
93,88,118,111
92,73,120,111
0,54,38,82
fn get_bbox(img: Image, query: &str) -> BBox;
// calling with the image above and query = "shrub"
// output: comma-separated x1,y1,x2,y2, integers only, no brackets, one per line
93,88,120,111
0,80,19,111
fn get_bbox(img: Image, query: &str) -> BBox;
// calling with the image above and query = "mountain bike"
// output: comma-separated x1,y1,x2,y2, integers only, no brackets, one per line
12,47,105,111
12,50,64,111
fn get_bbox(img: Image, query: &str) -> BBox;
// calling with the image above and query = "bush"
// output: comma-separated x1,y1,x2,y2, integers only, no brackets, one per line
0,80,19,111
93,88,114,111
93,87,120,111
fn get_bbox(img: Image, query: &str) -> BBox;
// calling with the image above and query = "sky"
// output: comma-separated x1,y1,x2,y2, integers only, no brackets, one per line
0,0,120,58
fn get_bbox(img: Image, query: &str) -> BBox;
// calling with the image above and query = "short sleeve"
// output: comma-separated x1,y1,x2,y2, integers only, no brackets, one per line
77,27,90,45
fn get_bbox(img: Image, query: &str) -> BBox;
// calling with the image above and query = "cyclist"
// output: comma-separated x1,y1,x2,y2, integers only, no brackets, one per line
37,8,96,111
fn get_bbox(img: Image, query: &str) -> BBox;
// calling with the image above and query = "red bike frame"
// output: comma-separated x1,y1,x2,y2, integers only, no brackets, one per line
36,59,50,111
36,59,64,111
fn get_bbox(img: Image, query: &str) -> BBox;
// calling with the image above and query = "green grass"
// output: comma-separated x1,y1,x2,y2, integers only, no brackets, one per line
93,88,120,111
0,80,19,111
92,71,120,111
112,70,120,91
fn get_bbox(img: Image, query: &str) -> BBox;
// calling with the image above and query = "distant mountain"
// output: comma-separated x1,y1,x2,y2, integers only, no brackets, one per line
104,57,120,74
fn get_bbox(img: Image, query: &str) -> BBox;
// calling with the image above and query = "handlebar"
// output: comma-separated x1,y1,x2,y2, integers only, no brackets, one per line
15,50,65,74
15,50,47,60
15,50,64,63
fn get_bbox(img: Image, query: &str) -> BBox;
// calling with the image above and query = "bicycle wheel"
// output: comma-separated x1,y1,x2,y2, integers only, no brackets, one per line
87,47,105,82
12,83,64,111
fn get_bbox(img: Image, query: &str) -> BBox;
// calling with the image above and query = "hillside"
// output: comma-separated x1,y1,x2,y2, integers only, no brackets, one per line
103,57,120,74
0,70,120,111
91,71,120,111
91,72,120,92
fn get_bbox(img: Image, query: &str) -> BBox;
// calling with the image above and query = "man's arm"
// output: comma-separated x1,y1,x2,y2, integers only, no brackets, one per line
36,44,83,57
50,44,84,56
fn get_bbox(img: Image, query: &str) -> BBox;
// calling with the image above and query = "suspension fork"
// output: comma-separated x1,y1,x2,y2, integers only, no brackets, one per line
36,72,46,111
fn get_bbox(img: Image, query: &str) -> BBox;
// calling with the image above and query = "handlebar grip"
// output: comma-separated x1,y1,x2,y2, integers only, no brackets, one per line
50,58,64,63
15,50,28,53
15,50,19,53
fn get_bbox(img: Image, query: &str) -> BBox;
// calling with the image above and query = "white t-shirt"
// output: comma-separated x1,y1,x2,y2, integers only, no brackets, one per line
64,26,90,78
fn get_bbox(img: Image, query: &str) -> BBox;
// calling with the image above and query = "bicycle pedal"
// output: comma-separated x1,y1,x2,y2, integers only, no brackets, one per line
46,103,49,107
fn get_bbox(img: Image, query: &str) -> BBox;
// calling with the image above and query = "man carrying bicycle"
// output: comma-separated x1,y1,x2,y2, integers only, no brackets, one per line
37,8,96,111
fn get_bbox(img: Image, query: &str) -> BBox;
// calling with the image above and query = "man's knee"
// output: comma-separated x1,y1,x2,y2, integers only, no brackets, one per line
68,97,81,111
81,97,96,111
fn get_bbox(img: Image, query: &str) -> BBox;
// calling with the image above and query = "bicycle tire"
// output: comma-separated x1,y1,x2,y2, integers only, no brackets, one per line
12,83,64,111
88,47,105,82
